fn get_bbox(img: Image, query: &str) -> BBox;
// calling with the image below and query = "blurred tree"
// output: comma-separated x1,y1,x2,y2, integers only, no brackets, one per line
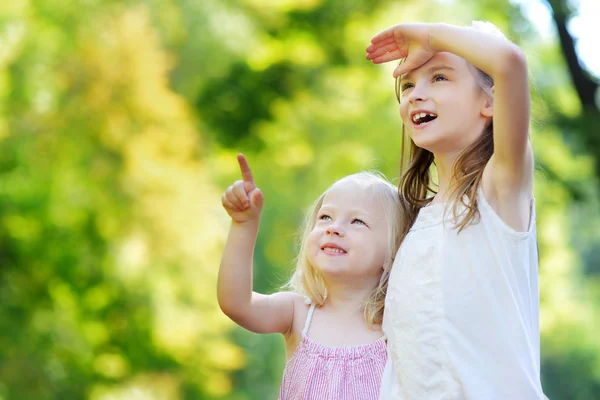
544,0,598,114
0,2,240,399
0,0,599,399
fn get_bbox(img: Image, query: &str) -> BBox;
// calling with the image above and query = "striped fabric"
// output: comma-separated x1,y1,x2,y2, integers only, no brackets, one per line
279,304,387,400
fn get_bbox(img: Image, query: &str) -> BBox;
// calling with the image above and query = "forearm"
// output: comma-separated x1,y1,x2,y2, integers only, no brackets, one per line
429,22,531,167
428,23,526,80
217,219,260,315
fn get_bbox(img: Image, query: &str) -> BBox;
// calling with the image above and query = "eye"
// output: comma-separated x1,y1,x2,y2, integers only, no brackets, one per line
433,73,448,82
318,214,332,221
401,82,414,92
352,218,367,226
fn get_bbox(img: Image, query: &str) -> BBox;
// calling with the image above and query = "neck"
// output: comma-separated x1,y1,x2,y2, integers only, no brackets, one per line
322,279,378,314
432,150,462,203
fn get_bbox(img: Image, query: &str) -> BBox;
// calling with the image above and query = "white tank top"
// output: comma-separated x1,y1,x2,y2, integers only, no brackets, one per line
380,187,546,400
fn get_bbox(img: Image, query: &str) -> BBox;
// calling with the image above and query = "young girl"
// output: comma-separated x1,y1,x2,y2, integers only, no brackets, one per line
366,22,546,399
218,154,405,399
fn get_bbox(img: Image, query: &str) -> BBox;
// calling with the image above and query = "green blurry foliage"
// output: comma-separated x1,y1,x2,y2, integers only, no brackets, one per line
0,0,598,399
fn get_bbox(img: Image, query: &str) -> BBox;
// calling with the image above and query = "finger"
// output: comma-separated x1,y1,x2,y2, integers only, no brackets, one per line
251,188,264,209
232,181,250,206
366,42,400,60
222,193,241,212
371,49,404,65
367,41,397,57
237,154,256,189
393,59,421,78
366,36,396,53
370,27,396,44
226,187,245,209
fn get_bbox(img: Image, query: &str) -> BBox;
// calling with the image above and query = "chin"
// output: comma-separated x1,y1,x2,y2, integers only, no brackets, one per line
318,264,347,274
410,133,440,153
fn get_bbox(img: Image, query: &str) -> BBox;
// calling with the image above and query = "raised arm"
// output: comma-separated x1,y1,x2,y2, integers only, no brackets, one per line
427,23,532,188
367,22,533,189
217,154,299,335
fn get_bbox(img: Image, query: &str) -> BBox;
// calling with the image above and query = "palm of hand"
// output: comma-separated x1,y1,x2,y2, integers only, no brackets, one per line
367,23,436,78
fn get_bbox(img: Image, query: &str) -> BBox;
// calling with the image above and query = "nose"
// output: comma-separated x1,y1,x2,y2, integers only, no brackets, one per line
408,83,428,104
326,222,344,237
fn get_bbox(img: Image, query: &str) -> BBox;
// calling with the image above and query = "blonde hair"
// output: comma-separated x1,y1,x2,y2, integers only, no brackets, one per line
286,171,405,326
394,21,505,236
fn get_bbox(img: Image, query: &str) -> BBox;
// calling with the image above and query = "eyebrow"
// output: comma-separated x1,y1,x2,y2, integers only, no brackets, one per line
318,206,375,221
400,65,456,84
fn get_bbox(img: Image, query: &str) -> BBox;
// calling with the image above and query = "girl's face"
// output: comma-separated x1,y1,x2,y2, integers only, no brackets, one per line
398,52,492,155
306,180,389,287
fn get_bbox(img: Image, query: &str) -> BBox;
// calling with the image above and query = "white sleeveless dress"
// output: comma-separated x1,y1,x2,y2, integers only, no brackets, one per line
380,188,546,400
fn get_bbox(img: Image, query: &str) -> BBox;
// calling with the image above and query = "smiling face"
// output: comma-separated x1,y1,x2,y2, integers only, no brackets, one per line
398,52,492,154
305,178,389,286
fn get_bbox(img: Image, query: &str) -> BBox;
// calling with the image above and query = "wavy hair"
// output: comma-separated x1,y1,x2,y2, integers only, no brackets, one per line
286,171,405,326
395,22,502,237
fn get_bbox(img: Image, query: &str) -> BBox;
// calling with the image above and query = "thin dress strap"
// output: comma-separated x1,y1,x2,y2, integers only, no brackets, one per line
301,303,316,337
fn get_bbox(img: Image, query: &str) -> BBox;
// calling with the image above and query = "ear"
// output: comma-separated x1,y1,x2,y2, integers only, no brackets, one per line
480,85,494,118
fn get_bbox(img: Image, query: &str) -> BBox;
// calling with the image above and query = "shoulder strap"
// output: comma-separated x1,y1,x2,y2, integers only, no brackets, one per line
301,303,316,337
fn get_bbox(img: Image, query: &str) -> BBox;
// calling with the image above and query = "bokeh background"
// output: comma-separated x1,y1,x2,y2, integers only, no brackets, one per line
1,0,599,399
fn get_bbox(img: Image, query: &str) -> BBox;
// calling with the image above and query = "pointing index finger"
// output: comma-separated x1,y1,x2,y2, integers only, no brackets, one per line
237,153,256,189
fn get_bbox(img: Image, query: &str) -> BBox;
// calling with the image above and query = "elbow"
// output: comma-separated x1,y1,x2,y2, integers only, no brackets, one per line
219,301,252,329
217,290,234,317
495,45,527,79
218,296,232,316
219,300,240,322
218,293,246,321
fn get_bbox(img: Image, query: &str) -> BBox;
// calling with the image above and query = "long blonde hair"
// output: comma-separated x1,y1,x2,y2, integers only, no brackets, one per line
395,22,500,237
286,172,405,326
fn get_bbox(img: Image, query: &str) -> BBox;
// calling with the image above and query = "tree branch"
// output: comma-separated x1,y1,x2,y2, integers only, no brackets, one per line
545,0,599,113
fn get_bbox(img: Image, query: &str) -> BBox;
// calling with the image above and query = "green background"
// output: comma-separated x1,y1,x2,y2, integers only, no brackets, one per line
1,0,599,399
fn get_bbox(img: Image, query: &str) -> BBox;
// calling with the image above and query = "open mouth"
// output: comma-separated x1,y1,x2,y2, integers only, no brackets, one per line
321,246,347,254
412,112,438,126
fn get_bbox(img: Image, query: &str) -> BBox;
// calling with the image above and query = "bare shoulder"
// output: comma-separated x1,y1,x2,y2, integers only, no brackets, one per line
280,293,311,358
282,293,310,337
482,149,534,233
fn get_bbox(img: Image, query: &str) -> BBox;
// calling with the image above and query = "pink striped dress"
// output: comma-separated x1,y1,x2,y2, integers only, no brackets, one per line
279,303,387,400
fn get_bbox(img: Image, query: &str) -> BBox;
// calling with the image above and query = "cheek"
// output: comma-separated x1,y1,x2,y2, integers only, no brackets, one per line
399,100,408,119
364,250,387,277
372,235,389,264
373,248,387,269
399,101,412,127
306,230,320,251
